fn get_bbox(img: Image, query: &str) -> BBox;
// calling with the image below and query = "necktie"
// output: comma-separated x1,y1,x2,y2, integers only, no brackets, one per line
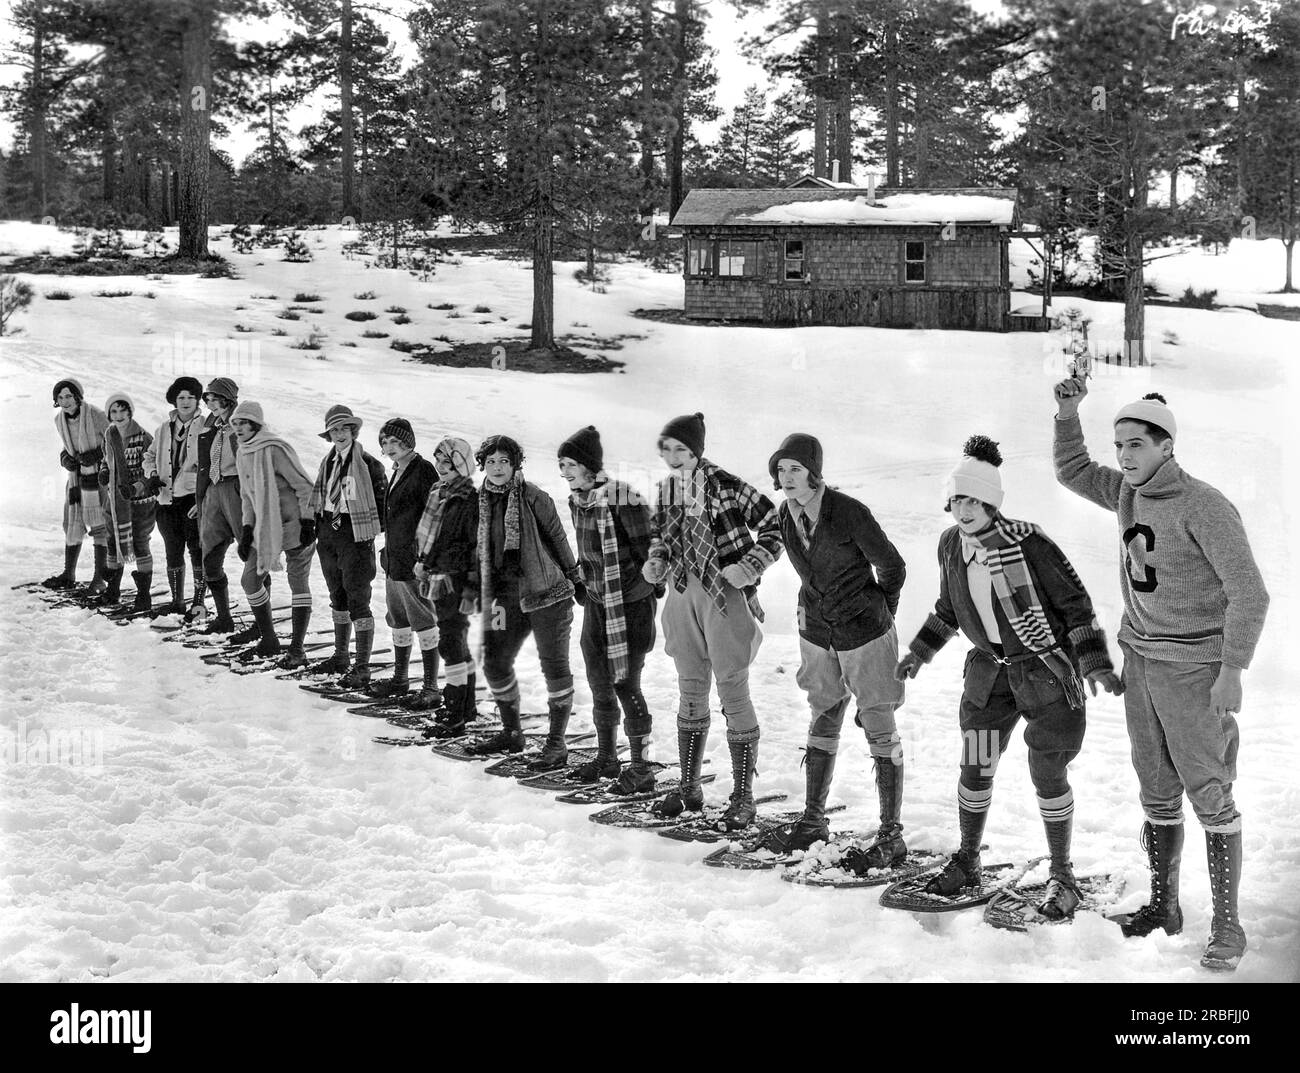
327,453,345,514
208,422,224,483
800,511,813,545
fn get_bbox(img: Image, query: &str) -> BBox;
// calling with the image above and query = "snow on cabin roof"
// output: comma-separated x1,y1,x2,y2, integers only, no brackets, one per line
672,187,1019,228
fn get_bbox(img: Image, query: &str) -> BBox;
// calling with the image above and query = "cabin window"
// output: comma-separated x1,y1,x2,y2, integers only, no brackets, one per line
718,240,759,277
904,240,926,283
687,239,716,277
687,238,759,278
784,239,806,281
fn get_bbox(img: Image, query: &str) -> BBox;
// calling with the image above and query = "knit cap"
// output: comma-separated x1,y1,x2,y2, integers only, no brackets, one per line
379,417,415,450
558,425,603,474
52,378,84,406
205,377,239,404
768,433,823,490
230,401,265,426
434,436,474,478
660,412,705,458
944,435,1004,511
1114,394,1177,442
105,392,134,417
166,376,204,405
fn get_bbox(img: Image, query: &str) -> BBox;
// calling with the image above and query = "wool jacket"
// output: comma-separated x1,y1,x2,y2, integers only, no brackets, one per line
144,410,204,504
909,525,1113,681
481,479,579,613
419,479,479,587
569,479,655,604
101,423,156,503
779,487,906,651
380,453,439,582
1054,413,1269,668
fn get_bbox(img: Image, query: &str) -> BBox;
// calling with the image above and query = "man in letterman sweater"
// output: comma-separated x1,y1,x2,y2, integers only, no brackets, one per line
1053,378,1269,972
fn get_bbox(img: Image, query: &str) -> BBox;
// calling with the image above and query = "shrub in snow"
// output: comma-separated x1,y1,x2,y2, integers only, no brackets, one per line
93,289,134,298
143,230,169,257
1,275,35,334
295,292,322,303
282,232,313,262
354,291,377,300
230,224,255,254
1179,286,1217,309
277,309,301,320
345,310,377,321
269,327,287,336
385,305,407,314
44,290,73,301
392,313,411,325
361,330,389,338
429,302,455,310
293,326,326,350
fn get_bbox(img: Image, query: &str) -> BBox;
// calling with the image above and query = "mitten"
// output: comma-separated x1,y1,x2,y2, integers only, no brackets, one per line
237,524,254,562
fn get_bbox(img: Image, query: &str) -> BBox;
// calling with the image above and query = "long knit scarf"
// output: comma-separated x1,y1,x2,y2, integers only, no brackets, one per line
415,472,475,597
56,403,108,489
104,420,143,564
477,473,523,618
239,429,313,573
308,446,381,541
960,516,1086,708
573,484,629,683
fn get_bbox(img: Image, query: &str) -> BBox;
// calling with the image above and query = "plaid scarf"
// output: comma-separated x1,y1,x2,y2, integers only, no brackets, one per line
415,472,475,597
961,516,1086,708
308,445,381,541
477,473,523,617
103,421,143,564
572,483,630,683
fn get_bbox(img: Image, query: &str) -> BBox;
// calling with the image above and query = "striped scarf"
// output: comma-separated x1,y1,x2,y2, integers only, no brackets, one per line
961,516,1086,708
415,472,475,597
308,446,381,541
573,484,630,683
477,474,522,618
57,402,108,490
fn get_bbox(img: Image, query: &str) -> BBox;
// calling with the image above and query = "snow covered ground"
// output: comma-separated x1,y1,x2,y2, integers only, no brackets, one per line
1,223,1296,983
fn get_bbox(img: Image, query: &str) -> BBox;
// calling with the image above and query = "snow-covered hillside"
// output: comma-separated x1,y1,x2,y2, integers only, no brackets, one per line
1,223,1296,982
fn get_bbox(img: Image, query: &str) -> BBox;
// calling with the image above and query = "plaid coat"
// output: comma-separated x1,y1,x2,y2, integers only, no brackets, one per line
647,459,783,619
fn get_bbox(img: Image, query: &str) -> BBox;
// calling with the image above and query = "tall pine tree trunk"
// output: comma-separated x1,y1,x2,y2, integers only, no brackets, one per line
1124,156,1147,365
1284,153,1296,292
531,0,555,351
884,23,899,187
833,9,852,183
668,0,688,217
639,0,655,218
31,15,48,217
340,0,357,220
814,1,829,178
178,0,213,257
101,114,117,209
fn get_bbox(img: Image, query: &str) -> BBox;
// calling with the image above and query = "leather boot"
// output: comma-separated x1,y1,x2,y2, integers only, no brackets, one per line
1201,830,1246,971
248,600,282,657
424,683,465,738
338,625,374,690
184,572,208,624
842,757,908,874
648,724,707,812
527,700,572,771
131,570,153,613
43,544,81,589
277,607,312,668
1116,821,1184,937
203,575,236,633
765,747,836,852
721,738,758,830
572,722,622,782
371,644,412,698
405,647,441,710
153,565,185,617
314,617,352,675
87,544,108,595
466,697,525,754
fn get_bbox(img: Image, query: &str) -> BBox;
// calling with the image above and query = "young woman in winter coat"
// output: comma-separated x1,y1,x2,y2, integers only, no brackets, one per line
231,401,317,666
93,392,158,612
559,425,660,792
142,376,206,619
414,436,482,734
897,435,1120,920
464,435,581,768
46,377,109,594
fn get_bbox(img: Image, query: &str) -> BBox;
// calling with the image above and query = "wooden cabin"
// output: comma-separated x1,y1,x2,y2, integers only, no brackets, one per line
671,186,1021,331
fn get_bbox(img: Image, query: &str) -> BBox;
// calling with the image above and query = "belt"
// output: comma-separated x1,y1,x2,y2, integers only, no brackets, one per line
984,642,1060,666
